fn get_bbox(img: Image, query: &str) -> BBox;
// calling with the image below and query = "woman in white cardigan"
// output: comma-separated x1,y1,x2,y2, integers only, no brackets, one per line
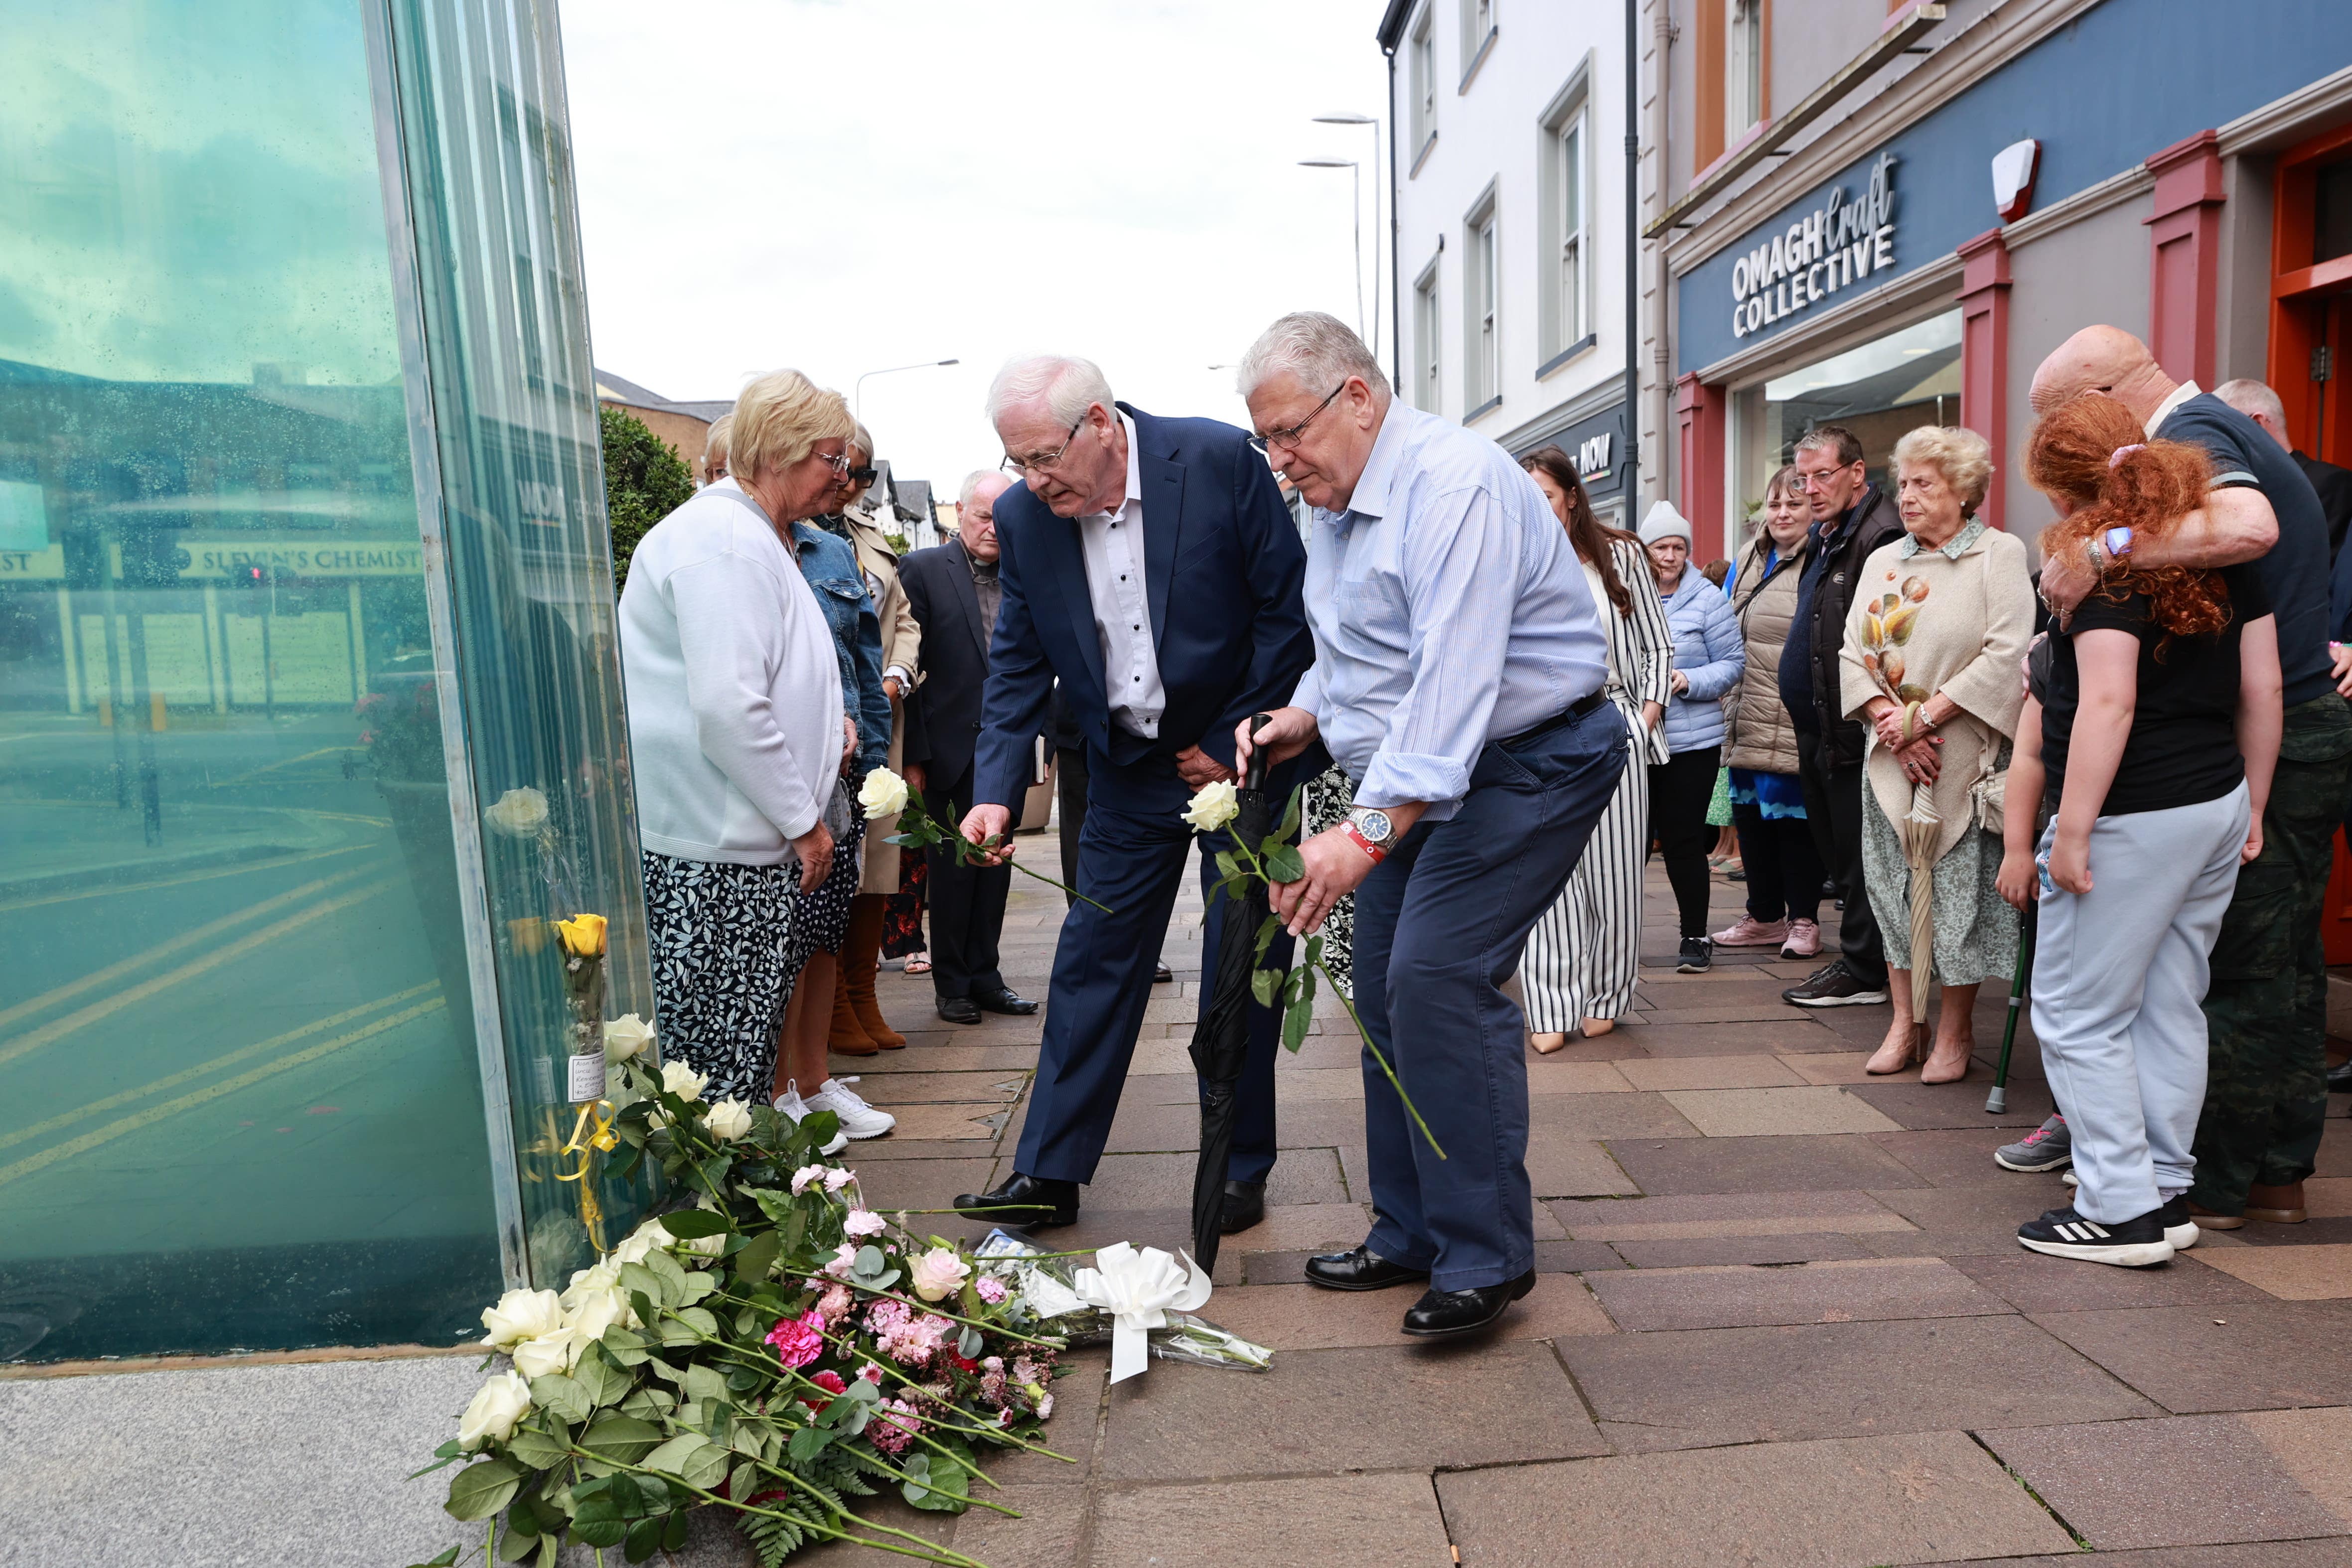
620,369,855,1107
1518,448,1675,1051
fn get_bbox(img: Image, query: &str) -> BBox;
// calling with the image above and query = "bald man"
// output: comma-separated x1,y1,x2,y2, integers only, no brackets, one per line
2029,326,2348,1230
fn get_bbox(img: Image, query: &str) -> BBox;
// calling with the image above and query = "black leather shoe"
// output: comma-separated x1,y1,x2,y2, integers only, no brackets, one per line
2328,1058,2352,1092
1400,1270,1536,1338
1154,962,1174,984
952,1172,1078,1228
1219,1180,1266,1235
970,986,1038,1016
936,996,982,1025
1303,1244,1429,1292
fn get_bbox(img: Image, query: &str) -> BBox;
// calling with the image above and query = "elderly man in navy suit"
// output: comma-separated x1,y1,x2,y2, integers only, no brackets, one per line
950,354,1317,1234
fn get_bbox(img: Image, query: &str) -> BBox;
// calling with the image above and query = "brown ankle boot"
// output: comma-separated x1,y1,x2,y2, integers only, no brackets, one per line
842,896,905,1049
2245,1181,2308,1224
826,953,880,1057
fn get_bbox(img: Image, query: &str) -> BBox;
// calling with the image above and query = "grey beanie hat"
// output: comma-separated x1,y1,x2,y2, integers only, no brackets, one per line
1638,500,1693,549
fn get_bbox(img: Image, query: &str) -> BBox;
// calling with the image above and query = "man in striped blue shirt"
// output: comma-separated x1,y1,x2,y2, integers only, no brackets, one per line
1235,312,1623,1339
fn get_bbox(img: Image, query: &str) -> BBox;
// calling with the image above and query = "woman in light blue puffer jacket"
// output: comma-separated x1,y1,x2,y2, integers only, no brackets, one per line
1639,502,1745,970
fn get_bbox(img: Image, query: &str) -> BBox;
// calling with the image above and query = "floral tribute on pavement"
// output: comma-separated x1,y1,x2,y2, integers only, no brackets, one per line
411,1053,1267,1568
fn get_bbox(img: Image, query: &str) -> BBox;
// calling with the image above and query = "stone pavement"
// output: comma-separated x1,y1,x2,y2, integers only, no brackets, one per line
813,823,2352,1568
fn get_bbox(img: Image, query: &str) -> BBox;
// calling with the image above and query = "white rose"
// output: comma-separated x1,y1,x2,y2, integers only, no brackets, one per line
908,1247,972,1303
858,768,909,820
457,1370,532,1451
479,1287,563,1349
705,1098,754,1141
566,1284,635,1341
560,1261,622,1310
659,1060,709,1103
484,786,550,838
1181,780,1239,833
510,1324,588,1379
603,1013,655,1064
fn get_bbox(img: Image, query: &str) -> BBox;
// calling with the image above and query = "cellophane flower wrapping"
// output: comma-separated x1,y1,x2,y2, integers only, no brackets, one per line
972,1231,1273,1375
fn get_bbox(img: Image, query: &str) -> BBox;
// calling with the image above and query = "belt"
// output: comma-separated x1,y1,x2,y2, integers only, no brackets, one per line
1498,688,1607,747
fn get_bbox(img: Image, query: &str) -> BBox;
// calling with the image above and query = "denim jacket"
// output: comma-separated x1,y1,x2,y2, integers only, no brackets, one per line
792,522,890,779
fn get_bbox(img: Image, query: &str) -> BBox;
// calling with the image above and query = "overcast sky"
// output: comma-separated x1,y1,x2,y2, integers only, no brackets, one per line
562,0,1392,492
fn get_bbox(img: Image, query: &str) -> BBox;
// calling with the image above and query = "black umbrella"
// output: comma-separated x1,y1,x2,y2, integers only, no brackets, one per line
1188,716,1276,1275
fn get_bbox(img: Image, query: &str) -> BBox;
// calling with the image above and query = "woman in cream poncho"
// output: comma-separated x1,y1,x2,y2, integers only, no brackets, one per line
1838,426,2035,1083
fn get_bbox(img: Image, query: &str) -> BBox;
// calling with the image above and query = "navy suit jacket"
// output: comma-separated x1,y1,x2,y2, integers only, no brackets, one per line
974,403,1317,809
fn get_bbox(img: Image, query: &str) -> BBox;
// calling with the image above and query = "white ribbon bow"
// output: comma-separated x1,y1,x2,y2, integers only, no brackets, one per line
1071,1242,1213,1384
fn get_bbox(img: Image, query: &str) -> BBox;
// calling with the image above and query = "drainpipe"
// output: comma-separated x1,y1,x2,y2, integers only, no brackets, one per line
1385,41,1404,395
1645,0,1675,518
1622,0,1641,514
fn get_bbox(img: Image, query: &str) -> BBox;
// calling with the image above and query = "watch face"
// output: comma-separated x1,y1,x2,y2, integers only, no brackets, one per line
1352,808,1394,844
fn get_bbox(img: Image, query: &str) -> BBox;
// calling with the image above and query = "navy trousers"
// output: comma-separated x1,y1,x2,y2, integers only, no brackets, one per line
1355,703,1626,1290
1014,747,1300,1187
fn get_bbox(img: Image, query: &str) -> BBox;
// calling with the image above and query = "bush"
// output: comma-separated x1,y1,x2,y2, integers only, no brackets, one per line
601,405,697,593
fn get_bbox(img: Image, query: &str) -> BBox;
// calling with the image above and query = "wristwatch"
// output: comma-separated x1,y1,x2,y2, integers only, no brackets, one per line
1344,807,1394,864
2104,525,2134,559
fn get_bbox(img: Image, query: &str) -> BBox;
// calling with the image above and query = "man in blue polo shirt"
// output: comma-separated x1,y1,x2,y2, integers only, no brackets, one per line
2033,325,2348,1232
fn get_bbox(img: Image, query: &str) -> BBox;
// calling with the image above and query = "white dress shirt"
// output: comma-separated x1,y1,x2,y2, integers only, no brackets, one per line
1077,413,1167,739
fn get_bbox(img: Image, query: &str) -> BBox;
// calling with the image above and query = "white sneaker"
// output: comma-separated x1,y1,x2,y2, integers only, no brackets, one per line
773,1080,849,1154
807,1077,896,1140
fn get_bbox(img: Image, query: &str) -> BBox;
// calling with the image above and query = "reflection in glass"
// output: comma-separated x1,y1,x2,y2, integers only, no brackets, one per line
0,0,497,1358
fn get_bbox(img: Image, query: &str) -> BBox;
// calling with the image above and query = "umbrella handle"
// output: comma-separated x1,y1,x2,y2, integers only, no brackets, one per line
1244,713,1273,794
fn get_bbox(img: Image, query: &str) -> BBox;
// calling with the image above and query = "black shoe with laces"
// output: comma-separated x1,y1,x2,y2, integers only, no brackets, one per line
2017,1204,2175,1267
1781,959,1890,1008
1676,937,1713,974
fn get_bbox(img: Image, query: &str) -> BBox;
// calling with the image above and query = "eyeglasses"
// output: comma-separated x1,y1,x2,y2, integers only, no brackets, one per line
817,449,851,477
1249,382,1346,455
1001,417,1086,476
846,464,878,484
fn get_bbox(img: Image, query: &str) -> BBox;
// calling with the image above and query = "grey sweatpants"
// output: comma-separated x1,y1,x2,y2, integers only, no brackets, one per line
2032,784,2248,1224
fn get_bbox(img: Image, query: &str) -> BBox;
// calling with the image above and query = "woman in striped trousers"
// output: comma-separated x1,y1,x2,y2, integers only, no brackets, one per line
1517,449,1673,1051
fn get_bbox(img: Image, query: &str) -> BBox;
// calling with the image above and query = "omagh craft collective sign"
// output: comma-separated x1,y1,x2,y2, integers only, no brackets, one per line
1729,152,1900,341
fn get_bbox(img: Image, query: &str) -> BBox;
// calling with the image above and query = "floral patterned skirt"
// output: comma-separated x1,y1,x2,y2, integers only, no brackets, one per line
787,814,865,973
1303,765,1356,999
642,850,799,1104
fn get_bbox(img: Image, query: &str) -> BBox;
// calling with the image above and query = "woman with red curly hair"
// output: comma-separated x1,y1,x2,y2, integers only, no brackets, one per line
1995,394,2282,1268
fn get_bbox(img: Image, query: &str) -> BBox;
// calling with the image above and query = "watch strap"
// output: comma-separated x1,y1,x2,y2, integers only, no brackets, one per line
1342,823,1387,864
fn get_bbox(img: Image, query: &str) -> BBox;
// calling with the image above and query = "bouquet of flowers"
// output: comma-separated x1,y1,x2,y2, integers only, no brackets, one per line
858,767,1110,913
973,1232,1272,1383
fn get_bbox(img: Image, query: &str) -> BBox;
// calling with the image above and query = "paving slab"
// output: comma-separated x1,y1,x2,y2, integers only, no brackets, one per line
1945,1250,2272,1314
937,1485,1088,1568
2182,1243,2352,1300
1560,1314,2158,1451
1933,1545,2352,1568
2030,1303,2352,1413
1604,1133,1930,1195
835,1070,1027,1104
1608,1232,1881,1268
2242,1407,2352,1527
1870,1129,2069,1189
1550,1189,1913,1243
1437,1429,2075,1568
850,1157,999,1214
1078,1148,1347,1210
1091,1473,1449,1568
1781,1051,1896,1084
1098,1341,1604,1478
1204,1273,1613,1350
1616,1054,1809,1091
1859,1185,2055,1257
1845,1079,2055,1130
879,1102,1006,1141
1980,1415,2350,1550
1586,1257,2012,1332
1522,1090,1706,1139
1526,1132,1642,1197
1522,1059,1639,1094
1660,1086,1908,1137
1622,1020,1850,1056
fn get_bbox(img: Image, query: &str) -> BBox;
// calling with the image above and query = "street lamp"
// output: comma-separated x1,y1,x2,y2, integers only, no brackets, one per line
1313,112,1383,360
854,357,959,420
1298,158,1363,344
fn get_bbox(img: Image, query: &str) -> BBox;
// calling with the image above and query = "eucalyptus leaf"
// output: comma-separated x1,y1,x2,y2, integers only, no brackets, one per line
444,1457,524,1522
901,1438,973,1513
958,1325,985,1359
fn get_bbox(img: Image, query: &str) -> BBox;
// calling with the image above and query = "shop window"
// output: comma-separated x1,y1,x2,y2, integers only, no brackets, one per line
1729,312,1961,535
1538,67,1593,371
2314,158,2352,264
1414,259,1444,413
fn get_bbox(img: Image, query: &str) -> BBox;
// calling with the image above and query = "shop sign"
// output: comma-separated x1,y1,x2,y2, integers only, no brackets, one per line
1577,432,1613,483
1730,151,1900,341
179,538,425,578
0,546,66,580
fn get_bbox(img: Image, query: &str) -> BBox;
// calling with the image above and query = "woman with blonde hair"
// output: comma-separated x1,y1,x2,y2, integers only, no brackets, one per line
619,369,854,1128
1839,425,2034,1083
1517,446,1673,1050
1996,393,2276,1265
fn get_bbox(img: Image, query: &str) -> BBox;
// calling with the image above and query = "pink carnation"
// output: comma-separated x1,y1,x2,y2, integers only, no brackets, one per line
868,1398,923,1455
764,1310,826,1370
842,1209,886,1238
820,1242,859,1280
975,1277,1009,1305
865,1298,911,1335
809,1369,848,1397
815,1283,852,1323
857,1362,884,1385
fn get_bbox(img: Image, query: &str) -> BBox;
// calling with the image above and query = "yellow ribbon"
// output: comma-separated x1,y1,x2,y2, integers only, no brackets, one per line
555,1098,619,1254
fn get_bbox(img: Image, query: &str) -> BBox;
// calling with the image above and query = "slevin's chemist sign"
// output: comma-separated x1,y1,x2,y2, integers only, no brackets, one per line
1729,152,1900,341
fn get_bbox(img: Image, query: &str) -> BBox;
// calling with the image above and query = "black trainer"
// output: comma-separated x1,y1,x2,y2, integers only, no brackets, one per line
1676,937,1713,974
1781,959,1889,1008
2153,1194,2200,1251
2017,1204,2175,1267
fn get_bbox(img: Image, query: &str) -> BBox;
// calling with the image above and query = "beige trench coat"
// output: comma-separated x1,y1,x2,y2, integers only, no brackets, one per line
842,504,922,893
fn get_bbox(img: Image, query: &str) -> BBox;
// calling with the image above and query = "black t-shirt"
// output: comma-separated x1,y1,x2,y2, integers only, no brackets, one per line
2156,394,2332,706
2030,561,2270,817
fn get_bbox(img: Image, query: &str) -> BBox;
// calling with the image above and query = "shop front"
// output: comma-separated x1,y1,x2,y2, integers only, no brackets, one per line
1507,394,1630,528
1666,0,2352,562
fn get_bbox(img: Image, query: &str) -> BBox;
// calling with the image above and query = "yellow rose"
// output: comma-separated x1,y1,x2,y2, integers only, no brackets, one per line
555,913,607,958
507,917,550,956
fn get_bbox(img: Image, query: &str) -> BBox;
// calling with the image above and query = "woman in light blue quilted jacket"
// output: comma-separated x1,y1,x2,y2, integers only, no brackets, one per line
1641,502,1745,970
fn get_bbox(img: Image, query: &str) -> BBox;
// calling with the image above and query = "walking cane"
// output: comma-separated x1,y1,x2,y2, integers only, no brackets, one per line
1986,898,2036,1115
